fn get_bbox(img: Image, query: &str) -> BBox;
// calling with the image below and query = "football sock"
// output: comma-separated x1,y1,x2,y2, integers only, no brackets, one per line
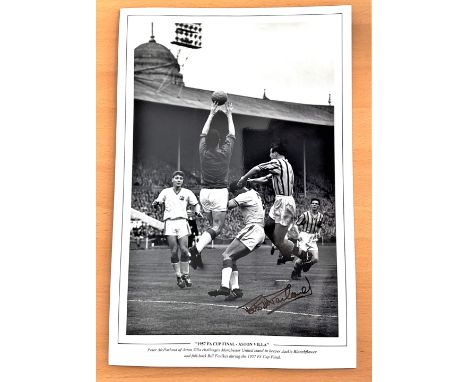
221,267,233,288
172,262,181,277
230,271,239,290
180,261,190,276
293,258,302,271
196,231,213,252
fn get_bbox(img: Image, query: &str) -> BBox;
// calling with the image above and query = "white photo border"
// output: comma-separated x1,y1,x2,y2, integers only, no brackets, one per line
109,6,355,369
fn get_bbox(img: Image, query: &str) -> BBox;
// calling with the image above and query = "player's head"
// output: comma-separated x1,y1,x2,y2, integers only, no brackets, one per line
310,198,320,211
269,142,286,159
229,180,248,196
206,129,220,149
171,170,185,187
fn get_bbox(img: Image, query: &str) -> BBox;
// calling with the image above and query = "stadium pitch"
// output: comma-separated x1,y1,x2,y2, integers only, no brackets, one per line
126,244,338,337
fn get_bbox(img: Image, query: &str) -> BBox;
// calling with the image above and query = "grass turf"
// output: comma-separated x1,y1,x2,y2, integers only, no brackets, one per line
126,244,338,337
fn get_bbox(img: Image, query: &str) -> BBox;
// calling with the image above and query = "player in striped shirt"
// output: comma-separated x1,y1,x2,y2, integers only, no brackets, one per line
237,143,299,261
291,198,324,280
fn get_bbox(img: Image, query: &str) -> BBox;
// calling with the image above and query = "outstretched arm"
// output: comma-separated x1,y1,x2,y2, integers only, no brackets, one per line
247,174,272,184
222,102,235,137
237,165,261,187
201,101,220,135
238,159,280,187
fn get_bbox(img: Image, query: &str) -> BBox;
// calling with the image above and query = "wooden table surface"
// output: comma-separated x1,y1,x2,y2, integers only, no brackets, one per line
96,1,371,380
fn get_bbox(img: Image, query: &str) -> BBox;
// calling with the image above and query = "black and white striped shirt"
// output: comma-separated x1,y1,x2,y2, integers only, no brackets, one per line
258,158,294,196
297,211,324,234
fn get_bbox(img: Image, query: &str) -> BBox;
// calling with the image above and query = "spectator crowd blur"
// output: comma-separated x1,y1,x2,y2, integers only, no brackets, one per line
131,159,336,242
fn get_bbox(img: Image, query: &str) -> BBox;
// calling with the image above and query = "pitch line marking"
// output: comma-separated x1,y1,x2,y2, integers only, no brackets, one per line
128,299,338,318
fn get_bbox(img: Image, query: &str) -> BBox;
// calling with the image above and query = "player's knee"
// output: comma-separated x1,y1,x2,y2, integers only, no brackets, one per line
170,254,179,263
231,262,238,272
222,258,233,268
222,251,231,261
178,242,188,252
230,251,245,262
207,228,219,240
180,251,190,262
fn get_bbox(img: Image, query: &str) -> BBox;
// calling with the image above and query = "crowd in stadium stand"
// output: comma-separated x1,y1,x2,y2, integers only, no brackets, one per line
131,159,336,242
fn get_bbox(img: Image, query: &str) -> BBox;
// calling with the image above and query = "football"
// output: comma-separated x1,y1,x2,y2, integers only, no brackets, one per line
211,90,228,105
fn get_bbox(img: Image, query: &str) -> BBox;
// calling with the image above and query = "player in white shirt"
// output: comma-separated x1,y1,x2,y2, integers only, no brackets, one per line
208,182,265,301
152,171,201,288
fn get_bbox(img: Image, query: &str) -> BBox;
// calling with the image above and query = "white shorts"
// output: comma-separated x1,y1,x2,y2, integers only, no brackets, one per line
236,224,265,251
268,195,296,226
298,231,319,252
164,219,190,239
200,188,229,213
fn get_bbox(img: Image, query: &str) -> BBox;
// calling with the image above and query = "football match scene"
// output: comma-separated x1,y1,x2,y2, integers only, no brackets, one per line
126,19,338,337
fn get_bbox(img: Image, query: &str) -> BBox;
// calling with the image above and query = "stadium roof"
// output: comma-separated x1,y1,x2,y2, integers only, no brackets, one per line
134,78,334,126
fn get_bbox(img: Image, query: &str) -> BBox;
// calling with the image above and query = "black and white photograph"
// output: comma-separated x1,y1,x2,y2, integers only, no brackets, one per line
109,6,355,368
